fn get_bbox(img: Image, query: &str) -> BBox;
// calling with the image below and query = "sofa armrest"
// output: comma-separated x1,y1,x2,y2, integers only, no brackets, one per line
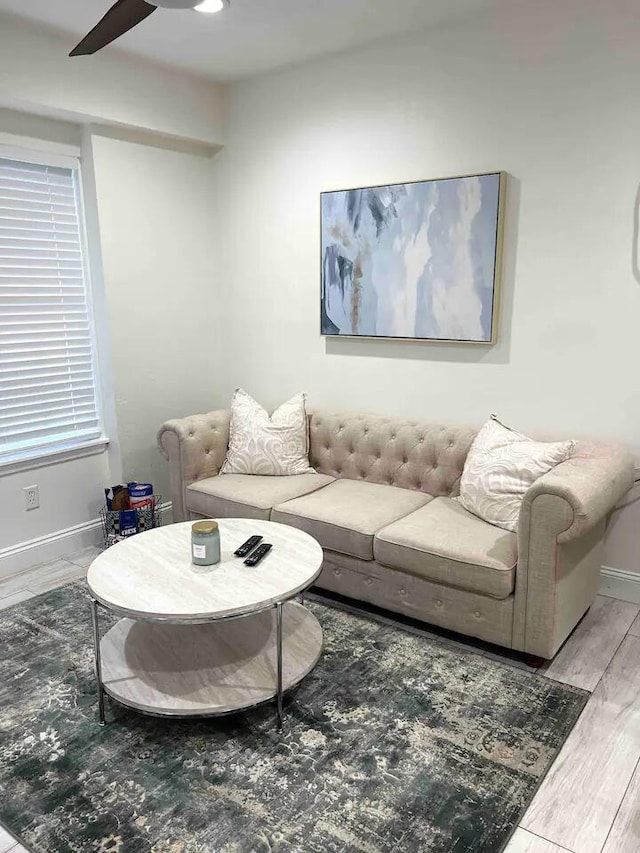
157,410,230,521
513,441,634,658
520,441,634,544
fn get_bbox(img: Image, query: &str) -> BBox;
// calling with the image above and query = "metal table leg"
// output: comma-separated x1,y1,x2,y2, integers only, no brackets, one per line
276,601,283,730
91,598,106,726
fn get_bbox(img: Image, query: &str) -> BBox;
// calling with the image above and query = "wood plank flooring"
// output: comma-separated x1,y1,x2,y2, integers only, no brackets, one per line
628,611,640,638
0,558,87,599
0,556,639,853
0,824,21,853
523,630,640,852
600,758,640,853
505,829,573,852
540,595,639,691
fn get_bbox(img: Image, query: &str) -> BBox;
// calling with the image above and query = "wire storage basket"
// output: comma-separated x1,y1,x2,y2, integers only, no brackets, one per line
100,496,163,549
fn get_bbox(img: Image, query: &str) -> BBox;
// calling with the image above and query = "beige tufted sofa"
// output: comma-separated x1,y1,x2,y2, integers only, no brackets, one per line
158,409,633,661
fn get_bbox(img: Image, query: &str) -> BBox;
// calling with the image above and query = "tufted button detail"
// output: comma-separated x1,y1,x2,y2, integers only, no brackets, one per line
400,588,407,596
419,437,424,444
334,568,341,577
432,463,438,470
189,432,194,438
474,611,482,618
391,433,396,440
364,429,369,436
366,577,373,585
435,599,443,607
205,449,210,455
449,441,454,448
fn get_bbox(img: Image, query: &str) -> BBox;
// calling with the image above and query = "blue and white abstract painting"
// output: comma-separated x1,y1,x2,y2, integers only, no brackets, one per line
321,172,503,342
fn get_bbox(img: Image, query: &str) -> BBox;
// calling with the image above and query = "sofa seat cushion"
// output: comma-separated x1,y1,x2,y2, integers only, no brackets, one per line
271,479,431,560
374,497,517,599
186,473,335,521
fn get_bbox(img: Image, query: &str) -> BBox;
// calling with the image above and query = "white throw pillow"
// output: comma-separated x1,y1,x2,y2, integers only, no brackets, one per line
458,415,575,532
220,389,315,476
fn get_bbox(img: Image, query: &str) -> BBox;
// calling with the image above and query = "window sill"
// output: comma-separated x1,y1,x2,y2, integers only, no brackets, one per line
0,437,110,477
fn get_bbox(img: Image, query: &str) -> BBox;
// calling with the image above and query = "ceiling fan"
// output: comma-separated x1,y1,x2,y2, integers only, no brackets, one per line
69,0,228,57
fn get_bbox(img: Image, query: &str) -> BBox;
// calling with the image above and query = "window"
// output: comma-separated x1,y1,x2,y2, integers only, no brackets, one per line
0,149,105,468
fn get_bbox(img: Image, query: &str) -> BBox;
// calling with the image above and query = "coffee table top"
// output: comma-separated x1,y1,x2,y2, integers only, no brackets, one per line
87,518,323,622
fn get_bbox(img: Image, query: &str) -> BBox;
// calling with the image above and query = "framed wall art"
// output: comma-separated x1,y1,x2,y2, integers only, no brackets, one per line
320,171,506,343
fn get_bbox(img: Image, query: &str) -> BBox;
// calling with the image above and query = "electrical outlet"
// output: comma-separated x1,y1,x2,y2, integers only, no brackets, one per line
24,485,40,511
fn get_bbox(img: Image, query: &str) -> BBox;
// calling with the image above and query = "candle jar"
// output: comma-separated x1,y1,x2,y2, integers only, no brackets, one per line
191,520,221,566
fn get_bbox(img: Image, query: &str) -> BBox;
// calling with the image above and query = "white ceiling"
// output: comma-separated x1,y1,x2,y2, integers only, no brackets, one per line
0,0,488,82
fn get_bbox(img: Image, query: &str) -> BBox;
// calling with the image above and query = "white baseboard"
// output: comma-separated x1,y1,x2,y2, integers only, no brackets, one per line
0,502,173,580
600,566,640,605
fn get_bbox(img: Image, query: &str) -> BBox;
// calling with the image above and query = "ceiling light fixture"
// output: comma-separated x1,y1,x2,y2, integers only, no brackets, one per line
194,0,227,12
69,0,231,57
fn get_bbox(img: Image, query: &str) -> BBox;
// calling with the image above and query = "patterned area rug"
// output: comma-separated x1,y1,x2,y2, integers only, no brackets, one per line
0,583,586,853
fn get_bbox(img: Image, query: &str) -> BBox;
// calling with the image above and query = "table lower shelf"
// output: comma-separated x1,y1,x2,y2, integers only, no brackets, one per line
100,601,323,717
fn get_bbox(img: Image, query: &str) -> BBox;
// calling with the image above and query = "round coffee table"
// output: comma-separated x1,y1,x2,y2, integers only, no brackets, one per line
87,518,324,728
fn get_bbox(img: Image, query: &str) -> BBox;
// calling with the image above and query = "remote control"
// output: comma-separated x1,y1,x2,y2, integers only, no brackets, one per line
244,543,272,566
234,535,263,558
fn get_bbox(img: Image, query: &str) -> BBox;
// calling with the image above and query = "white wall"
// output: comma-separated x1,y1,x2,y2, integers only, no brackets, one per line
0,112,113,557
212,0,640,572
0,19,224,564
0,12,226,147
0,121,220,561
90,133,221,500
3,0,639,579
0,455,110,553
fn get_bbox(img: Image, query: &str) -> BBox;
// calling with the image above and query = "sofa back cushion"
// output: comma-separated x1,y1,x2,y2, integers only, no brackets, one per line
309,411,477,497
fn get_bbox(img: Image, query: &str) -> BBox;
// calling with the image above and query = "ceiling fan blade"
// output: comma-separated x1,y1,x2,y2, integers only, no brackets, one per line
69,0,157,56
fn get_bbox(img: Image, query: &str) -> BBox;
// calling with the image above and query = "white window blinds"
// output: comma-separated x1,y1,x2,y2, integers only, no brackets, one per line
0,152,103,465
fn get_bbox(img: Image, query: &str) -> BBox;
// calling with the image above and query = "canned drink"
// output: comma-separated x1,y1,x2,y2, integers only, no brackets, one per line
128,483,155,510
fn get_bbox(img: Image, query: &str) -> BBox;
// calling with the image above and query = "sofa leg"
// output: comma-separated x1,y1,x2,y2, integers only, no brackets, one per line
523,654,546,669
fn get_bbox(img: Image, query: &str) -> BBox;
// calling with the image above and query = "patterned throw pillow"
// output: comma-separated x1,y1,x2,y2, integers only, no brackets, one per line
220,389,315,476
458,415,575,532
